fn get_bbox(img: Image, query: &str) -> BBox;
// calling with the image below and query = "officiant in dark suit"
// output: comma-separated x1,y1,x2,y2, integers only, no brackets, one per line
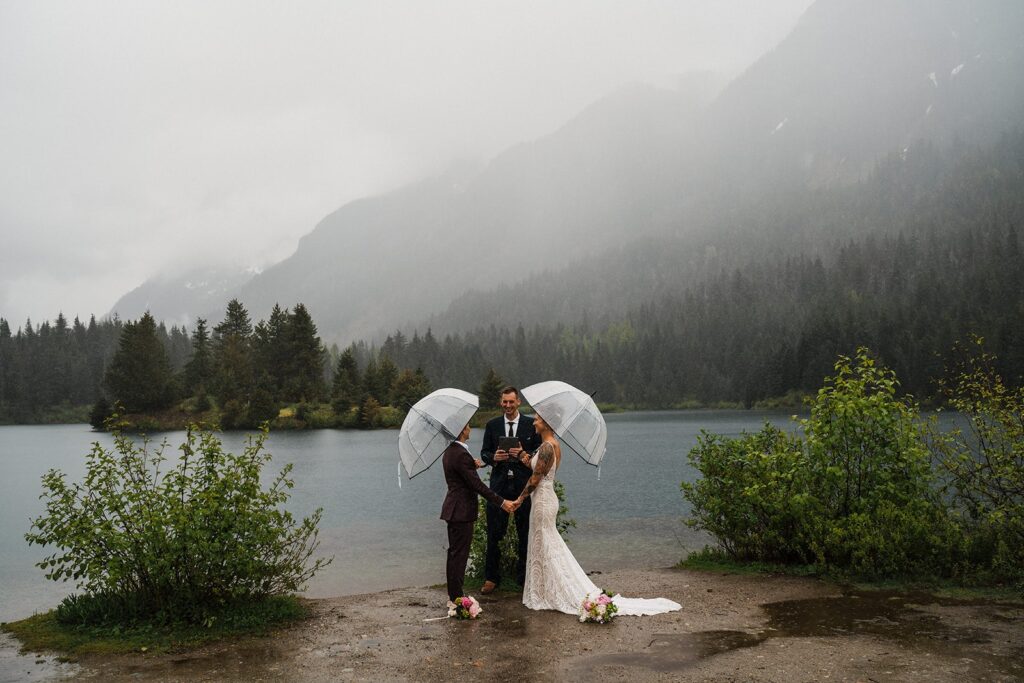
479,386,542,594
440,422,514,604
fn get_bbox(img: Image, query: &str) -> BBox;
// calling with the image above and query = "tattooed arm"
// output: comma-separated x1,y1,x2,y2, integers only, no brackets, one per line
515,442,555,505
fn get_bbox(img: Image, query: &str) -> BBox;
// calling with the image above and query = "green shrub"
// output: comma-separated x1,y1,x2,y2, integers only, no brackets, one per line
682,425,811,564
300,404,335,429
25,423,331,625
929,338,1024,586
376,406,405,429
798,349,953,578
683,348,956,580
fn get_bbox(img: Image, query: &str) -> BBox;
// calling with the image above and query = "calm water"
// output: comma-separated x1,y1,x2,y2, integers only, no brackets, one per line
0,411,798,622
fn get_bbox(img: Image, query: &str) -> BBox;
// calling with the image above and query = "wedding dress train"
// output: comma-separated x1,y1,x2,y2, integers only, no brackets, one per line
522,453,682,616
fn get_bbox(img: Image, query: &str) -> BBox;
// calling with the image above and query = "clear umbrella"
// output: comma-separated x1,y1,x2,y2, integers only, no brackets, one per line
521,380,607,467
398,388,479,480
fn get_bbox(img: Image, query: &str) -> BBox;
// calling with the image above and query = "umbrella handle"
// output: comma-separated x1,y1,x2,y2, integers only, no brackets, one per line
597,463,601,481
398,459,403,489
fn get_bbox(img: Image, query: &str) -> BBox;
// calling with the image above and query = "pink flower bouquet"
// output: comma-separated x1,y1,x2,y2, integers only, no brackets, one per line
449,596,482,620
579,590,618,624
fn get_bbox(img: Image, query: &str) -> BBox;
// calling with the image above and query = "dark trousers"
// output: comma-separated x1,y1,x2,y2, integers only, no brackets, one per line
484,496,531,585
446,521,474,602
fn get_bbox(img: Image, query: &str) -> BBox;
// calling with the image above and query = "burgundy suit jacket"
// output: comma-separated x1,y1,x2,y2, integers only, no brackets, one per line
440,441,504,523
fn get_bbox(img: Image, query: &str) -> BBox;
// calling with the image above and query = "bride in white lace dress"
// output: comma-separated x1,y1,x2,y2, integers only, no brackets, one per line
512,415,682,617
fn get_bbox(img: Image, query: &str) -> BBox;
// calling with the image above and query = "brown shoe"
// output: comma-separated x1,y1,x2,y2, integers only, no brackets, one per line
480,580,497,595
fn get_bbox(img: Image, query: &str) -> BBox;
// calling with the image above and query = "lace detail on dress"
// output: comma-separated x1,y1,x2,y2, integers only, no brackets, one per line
521,451,682,617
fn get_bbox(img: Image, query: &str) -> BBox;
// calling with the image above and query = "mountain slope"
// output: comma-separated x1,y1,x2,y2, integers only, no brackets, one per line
110,0,1024,343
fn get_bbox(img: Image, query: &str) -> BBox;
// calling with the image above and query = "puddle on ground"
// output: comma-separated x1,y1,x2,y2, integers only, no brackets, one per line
566,590,1024,678
0,632,77,683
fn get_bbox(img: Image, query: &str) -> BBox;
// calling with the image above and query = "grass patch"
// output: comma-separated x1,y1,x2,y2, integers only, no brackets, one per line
0,595,312,658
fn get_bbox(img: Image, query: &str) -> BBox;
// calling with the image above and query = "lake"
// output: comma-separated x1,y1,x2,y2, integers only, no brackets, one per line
0,410,800,622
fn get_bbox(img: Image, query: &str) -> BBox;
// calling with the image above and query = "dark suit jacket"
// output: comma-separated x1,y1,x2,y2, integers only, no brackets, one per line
480,412,542,497
440,441,505,523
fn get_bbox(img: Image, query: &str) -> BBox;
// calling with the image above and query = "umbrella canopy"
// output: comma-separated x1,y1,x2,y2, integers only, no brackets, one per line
521,381,607,467
398,388,479,479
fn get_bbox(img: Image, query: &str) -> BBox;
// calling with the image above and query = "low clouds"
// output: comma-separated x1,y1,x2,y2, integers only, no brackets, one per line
0,0,812,326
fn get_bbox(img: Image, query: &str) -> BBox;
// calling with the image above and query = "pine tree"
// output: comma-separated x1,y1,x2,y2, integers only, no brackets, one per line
184,318,213,396
362,357,381,404
376,354,399,406
284,304,326,402
212,300,254,404
392,367,432,409
479,367,506,409
331,346,361,412
359,396,382,429
253,304,290,400
103,312,176,412
0,318,10,408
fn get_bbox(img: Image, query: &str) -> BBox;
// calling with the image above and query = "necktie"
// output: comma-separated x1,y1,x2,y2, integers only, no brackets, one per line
507,421,514,437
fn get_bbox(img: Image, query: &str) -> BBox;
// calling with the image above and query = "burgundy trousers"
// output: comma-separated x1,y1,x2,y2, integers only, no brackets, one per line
446,521,474,601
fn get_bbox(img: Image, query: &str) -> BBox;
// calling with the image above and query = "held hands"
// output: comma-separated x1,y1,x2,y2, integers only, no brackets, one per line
474,459,484,469
500,499,517,514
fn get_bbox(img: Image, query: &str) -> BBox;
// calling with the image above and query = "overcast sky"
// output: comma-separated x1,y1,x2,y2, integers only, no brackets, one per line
0,0,813,328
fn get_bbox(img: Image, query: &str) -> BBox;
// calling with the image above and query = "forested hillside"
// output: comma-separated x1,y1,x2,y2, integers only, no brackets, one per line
393,130,1024,405
109,0,1024,343
4,129,1022,422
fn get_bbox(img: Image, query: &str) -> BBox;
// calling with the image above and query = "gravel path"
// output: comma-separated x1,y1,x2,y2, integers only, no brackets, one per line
9,568,1024,682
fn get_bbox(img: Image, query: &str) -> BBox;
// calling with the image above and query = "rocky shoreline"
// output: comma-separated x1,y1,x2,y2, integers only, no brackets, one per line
7,568,1024,682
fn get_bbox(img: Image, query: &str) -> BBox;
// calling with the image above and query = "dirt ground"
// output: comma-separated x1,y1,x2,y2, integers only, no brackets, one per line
10,568,1024,682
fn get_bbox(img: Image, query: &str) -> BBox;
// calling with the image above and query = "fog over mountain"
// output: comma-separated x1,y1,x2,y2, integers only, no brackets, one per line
107,0,1024,345
2,1,815,327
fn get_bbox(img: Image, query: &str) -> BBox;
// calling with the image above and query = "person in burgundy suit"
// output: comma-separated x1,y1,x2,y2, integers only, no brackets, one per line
440,421,515,605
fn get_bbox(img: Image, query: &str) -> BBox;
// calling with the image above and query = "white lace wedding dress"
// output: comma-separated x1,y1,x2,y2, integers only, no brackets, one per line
522,452,682,616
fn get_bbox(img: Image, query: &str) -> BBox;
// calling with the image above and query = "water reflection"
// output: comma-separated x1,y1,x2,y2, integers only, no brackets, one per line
566,590,1024,678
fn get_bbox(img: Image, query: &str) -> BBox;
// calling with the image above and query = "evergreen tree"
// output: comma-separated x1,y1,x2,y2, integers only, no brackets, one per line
479,367,506,408
362,357,381,404
284,304,326,402
358,396,382,429
103,312,176,412
0,318,10,409
392,367,432,409
88,396,112,429
212,300,254,404
183,318,213,396
253,304,291,400
375,354,399,406
331,347,361,412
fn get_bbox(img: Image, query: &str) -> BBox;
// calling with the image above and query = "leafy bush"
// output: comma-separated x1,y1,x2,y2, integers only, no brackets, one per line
681,425,810,564
683,348,956,579
798,349,953,577
25,424,331,625
929,338,1024,585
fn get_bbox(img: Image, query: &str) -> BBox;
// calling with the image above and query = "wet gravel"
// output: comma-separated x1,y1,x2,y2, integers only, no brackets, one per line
8,568,1024,682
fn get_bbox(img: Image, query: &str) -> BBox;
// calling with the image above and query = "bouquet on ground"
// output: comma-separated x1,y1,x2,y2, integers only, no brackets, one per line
448,596,482,619
579,590,618,623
